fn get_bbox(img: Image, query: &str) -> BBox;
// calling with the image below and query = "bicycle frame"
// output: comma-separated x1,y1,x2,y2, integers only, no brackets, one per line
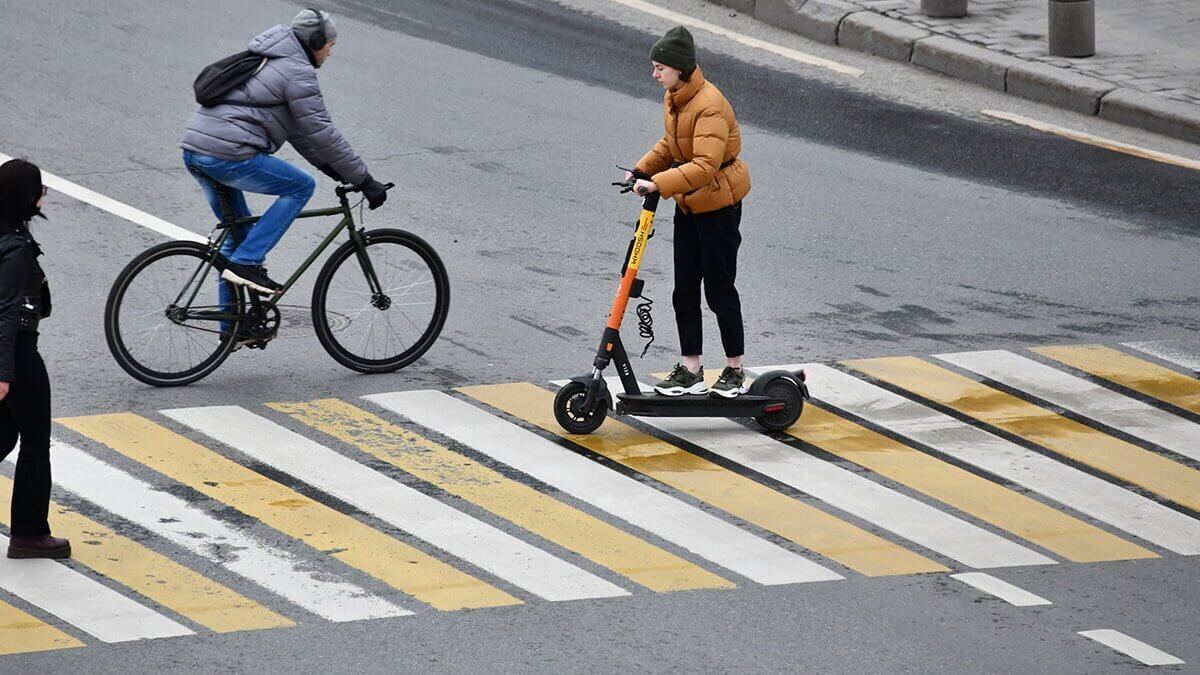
172,190,386,324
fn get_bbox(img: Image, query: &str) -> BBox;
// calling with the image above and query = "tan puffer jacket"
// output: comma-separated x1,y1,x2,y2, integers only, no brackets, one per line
635,67,750,215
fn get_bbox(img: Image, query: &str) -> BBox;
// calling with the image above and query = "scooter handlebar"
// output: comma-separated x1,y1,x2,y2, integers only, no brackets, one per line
613,165,651,193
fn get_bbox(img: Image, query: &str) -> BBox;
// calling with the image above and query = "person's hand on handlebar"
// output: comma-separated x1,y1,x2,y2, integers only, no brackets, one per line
358,174,389,210
633,178,659,196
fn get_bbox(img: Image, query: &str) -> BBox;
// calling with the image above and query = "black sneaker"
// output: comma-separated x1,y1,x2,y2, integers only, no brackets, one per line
653,363,707,396
221,262,282,295
709,366,749,398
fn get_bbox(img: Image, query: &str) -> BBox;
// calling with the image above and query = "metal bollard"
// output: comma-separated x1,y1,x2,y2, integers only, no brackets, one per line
1048,0,1095,57
921,0,967,18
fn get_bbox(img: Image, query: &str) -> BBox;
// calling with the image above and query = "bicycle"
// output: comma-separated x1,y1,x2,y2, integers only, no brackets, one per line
104,183,450,386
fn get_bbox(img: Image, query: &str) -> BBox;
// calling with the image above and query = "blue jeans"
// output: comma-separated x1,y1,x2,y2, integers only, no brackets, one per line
183,150,316,331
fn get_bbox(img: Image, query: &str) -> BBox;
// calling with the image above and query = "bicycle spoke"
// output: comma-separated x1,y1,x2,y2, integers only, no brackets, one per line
112,246,235,381
319,235,443,366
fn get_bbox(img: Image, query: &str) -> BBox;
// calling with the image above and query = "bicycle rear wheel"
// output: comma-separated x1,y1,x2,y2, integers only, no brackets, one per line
105,241,245,386
312,228,450,373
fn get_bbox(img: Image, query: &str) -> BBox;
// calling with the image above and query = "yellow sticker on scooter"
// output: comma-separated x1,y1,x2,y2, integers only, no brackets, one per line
628,211,655,270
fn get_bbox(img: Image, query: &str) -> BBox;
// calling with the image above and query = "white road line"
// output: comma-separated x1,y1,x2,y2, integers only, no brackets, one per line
162,406,629,603
621,381,1054,570
753,363,1200,555
938,350,1200,462
0,536,193,643
950,572,1051,607
1078,629,1185,667
1124,340,1200,373
15,442,410,622
606,0,864,77
982,110,1200,172
366,390,840,585
0,151,204,242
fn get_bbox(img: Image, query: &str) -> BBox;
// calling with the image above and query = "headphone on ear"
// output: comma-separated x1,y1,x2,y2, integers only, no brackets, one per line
306,7,327,51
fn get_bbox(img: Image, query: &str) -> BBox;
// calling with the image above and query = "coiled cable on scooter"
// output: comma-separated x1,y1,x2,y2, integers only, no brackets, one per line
637,296,655,358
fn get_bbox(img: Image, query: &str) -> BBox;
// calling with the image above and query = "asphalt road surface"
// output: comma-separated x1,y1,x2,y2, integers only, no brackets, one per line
1,0,1197,671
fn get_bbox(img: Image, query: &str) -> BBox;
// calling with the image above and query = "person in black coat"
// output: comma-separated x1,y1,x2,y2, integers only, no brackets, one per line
0,159,69,559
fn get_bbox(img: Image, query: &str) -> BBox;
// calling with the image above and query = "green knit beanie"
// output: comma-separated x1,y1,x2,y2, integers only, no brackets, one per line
650,25,696,75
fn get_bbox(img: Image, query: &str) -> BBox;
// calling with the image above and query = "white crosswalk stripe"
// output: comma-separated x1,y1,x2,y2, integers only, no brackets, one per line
1123,340,1200,373
624,381,1056,570
365,390,840,585
754,363,1200,555
17,442,410,622
162,405,630,602
937,350,1200,462
0,535,193,642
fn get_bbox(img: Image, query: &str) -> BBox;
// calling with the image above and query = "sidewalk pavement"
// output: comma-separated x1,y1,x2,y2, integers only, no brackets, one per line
710,0,1200,144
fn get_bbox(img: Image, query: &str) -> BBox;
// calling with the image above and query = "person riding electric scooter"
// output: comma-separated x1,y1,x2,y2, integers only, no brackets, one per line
552,27,808,434
626,25,752,399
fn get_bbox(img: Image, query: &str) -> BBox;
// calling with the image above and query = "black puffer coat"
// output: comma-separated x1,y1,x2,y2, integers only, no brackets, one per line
0,225,50,382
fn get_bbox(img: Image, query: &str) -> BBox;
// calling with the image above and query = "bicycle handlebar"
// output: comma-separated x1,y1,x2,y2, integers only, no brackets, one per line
335,182,396,198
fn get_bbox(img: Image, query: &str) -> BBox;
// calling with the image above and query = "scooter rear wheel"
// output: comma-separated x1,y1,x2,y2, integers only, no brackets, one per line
755,377,804,431
554,381,608,434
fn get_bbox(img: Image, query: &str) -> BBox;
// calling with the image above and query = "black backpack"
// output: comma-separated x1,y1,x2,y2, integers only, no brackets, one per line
193,50,281,108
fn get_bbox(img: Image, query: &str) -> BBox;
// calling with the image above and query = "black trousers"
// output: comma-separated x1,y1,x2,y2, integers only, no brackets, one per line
672,202,744,358
0,333,52,536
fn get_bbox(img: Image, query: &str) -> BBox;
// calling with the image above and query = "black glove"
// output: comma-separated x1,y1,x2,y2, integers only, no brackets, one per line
359,175,388,210
317,164,344,183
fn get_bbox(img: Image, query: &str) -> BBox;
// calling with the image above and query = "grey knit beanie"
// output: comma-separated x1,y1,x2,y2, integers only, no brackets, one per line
292,8,338,47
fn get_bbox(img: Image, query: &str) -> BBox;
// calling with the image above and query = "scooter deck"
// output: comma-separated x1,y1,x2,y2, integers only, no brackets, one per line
615,392,774,418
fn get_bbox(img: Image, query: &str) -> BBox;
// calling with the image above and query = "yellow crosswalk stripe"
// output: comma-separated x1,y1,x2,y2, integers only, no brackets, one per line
1033,344,1200,415
0,596,83,655
846,357,1200,512
57,413,520,612
0,476,292,633
272,399,733,593
461,383,948,577
790,404,1156,563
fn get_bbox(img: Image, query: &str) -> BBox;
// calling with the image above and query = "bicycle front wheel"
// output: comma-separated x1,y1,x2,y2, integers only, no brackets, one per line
105,240,245,386
312,228,450,373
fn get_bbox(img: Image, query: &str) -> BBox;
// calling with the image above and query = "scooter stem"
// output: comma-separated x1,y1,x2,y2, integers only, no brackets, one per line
605,193,659,331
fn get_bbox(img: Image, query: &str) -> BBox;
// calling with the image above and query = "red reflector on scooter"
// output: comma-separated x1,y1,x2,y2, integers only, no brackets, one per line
764,403,786,413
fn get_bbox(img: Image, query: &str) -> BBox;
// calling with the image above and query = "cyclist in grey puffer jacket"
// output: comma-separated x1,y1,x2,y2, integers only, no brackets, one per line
181,9,387,296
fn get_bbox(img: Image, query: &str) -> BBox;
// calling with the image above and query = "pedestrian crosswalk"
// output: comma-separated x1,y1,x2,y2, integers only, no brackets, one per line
3,341,1200,657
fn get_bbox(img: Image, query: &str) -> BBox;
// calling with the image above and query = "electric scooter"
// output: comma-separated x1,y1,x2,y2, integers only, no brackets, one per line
552,171,809,434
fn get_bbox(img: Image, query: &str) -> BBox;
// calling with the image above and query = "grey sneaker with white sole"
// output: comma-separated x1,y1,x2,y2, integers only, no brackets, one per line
709,366,749,398
653,363,707,396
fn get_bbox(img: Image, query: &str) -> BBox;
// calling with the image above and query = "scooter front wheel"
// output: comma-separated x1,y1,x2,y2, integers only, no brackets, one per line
554,381,608,434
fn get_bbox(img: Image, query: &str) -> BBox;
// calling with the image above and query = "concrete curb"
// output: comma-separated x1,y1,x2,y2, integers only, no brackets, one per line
911,36,1019,92
753,0,856,45
1006,61,1115,115
1099,89,1200,143
705,0,1200,145
838,11,930,63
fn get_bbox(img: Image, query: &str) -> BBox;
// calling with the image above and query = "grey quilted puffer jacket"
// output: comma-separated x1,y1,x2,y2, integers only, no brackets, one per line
180,25,369,186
